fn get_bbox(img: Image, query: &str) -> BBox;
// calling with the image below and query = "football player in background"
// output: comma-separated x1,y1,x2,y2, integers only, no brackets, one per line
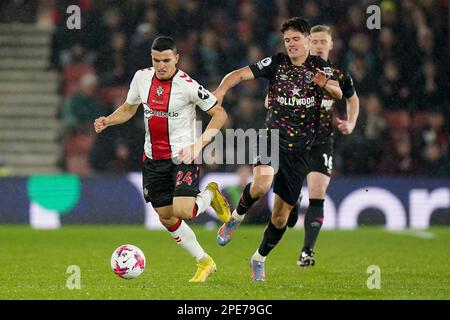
287,24,359,268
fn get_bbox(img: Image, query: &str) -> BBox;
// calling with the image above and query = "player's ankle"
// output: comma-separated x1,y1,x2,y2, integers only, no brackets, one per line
197,253,209,263
232,209,245,222
252,250,266,262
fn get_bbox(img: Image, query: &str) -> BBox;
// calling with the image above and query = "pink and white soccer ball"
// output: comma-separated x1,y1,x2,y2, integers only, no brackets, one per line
111,244,146,279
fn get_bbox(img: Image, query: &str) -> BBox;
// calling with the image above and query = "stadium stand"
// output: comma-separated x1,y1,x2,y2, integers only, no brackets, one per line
0,0,448,177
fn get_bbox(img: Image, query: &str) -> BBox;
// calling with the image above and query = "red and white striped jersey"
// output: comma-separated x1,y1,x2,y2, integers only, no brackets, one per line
126,68,217,160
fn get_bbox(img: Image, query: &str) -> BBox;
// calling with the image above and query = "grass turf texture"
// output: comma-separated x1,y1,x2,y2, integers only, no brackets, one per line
0,225,449,300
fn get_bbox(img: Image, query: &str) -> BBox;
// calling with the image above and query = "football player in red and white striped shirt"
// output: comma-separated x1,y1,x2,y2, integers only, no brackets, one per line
94,36,231,283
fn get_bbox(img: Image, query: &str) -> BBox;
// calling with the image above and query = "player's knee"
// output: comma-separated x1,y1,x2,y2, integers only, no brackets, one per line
309,184,327,198
159,216,169,226
251,180,271,198
156,209,172,221
172,206,192,220
158,216,174,228
271,212,289,228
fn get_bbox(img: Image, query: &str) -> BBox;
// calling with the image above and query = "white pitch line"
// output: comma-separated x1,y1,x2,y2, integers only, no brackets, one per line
386,230,436,239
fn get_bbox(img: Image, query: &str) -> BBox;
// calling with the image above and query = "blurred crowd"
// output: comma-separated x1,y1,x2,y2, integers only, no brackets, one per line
39,0,450,176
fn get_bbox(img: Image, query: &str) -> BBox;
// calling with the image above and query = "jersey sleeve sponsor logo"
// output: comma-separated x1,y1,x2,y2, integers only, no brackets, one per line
323,67,334,77
257,57,272,70
197,86,210,100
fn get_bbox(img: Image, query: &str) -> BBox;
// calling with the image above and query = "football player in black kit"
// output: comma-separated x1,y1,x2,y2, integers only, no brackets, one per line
213,17,342,281
287,25,359,269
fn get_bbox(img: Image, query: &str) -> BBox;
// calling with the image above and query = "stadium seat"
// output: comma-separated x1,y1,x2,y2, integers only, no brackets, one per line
63,64,95,83
98,87,129,107
66,155,92,175
64,134,95,156
385,111,411,132
64,134,94,175
411,112,428,130
63,64,96,98
63,81,81,99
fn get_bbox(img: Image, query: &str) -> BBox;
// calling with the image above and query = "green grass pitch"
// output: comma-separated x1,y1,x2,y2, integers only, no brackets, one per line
0,225,449,300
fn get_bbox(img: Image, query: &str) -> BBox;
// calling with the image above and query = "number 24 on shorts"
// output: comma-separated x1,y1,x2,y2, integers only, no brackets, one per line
176,171,193,186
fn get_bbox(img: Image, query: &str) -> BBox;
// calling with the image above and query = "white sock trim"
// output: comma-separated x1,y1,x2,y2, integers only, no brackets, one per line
169,221,206,261
231,209,245,222
197,253,209,262
195,188,214,217
252,249,266,262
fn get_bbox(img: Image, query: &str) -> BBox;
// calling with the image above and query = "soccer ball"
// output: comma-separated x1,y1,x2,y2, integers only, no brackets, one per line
111,244,146,279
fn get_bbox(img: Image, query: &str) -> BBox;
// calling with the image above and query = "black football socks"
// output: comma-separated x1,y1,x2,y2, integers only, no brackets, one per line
303,198,324,251
258,221,287,256
236,183,259,215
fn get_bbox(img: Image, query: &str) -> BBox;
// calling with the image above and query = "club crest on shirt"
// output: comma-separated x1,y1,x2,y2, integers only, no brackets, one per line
305,71,314,83
156,86,164,97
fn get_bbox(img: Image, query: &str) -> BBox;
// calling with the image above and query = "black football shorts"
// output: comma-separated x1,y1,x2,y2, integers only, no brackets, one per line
307,140,334,177
255,149,309,207
142,158,200,208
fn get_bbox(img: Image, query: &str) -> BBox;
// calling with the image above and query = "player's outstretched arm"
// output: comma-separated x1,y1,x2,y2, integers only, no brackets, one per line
212,67,255,105
201,104,228,146
178,104,228,164
337,92,360,135
312,68,343,100
93,102,140,133
324,79,343,100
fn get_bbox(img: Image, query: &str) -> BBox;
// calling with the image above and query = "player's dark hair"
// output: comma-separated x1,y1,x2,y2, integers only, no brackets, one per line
151,36,177,52
280,17,311,36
